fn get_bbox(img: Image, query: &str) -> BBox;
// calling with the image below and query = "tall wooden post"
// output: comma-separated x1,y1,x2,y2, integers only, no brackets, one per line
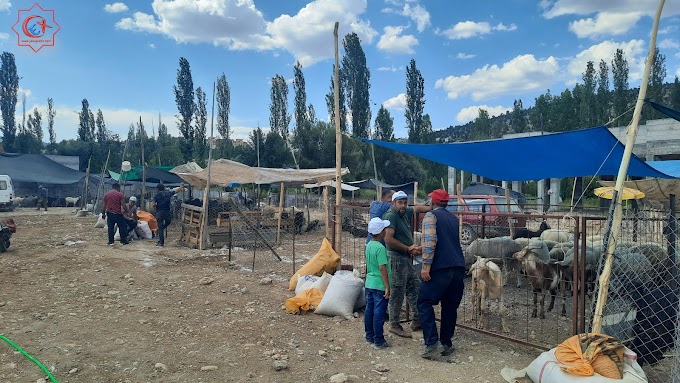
333,21,342,257
323,186,329,239
199,82,216,251
277,182,285,244
592,0,665,334
413,181,419,204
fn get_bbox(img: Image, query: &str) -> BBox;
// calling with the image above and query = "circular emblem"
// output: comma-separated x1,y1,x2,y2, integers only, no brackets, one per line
22,15,51,38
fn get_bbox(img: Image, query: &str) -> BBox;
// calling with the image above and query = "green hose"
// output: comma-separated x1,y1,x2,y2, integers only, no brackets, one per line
0,334,60,383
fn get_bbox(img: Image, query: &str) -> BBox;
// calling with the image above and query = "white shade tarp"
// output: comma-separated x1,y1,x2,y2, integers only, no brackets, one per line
303,180,359,191
175,159,349,187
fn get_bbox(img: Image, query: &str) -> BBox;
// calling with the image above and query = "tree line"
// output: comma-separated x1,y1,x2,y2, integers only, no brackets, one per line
1,43,679,195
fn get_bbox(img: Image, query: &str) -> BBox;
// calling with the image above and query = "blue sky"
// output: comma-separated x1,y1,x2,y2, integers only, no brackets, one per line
1,0,680,141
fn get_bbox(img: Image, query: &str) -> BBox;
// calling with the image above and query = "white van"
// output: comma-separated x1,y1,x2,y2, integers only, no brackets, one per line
0,175,15,211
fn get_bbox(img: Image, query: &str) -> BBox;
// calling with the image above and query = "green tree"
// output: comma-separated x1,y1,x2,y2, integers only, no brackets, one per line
579,61,596,128
95,109,107,143
307,104,317,125
405,59,426,142
127,123,136,143
31,107,43,144
671,76,680,111
342,33,371,138
269,74,291,137
554,88,577,132
216,73,230,140
78,98,93,142
325,64,347,132
420,113,434,143
194,86,207,162
529,90,553,131
596,59,610,124
0,52,19,151
374,106,394,141
262,131,291,168
510,99,526,133
612,49,629,121
646,46,666,120
293,61,307,133
157,113,170,147
47,98,56,146
174,57,195,162
472,109,491,140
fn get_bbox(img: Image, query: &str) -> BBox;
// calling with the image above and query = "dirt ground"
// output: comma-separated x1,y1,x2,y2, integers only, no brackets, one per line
0,208,541,383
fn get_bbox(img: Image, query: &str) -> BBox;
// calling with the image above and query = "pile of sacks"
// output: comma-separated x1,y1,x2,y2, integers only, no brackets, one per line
285,238,365,319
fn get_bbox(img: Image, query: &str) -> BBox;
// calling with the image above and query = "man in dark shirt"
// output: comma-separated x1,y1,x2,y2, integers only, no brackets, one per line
418,189,465,359
102,183,129,246
365,189,395,245
153,183,184,247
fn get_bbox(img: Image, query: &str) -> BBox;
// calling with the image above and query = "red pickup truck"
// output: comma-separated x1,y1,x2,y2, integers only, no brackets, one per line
417,194,527,245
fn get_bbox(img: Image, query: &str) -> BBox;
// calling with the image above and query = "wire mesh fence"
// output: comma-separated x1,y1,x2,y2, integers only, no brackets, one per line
586,207,679,383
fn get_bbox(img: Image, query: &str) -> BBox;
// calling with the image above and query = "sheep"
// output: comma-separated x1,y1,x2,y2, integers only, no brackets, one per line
469,257,510,334
13,196,23,206
540,228,573,243
513,246,566,319
466,237,524,288
512,220,550,240
548,242,573,262
65,196,81,207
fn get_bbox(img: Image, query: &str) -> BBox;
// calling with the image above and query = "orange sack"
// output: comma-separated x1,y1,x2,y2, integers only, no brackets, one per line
555,333,625,379
137,210,158,235
284,288,324,314
288,238,340,290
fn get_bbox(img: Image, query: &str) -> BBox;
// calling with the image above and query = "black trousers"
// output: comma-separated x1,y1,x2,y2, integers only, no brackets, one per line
417,267,465,348
156,210,172,245
106,213,127,244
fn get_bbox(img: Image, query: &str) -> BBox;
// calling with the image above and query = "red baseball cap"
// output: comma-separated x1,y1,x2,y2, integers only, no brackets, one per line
428,189,450,205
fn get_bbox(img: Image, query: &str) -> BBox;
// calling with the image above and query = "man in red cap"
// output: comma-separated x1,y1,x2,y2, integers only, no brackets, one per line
418,189,465,359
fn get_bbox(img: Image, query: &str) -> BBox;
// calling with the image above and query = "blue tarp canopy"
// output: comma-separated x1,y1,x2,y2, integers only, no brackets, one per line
345,179,416,194
646,161,680,178
360,126,675,181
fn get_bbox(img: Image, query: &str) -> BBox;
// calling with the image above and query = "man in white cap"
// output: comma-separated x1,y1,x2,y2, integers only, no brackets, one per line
124,196,139,241
382,190,429,338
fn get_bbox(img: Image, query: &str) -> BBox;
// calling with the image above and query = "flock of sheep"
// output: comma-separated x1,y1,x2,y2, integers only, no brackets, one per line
465,221,671,339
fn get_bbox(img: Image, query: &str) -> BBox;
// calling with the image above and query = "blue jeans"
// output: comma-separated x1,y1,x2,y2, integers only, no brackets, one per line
417,267,465,347
364,288,389,346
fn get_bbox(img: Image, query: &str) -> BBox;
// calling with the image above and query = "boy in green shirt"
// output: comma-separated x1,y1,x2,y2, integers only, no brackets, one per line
364,217,392,349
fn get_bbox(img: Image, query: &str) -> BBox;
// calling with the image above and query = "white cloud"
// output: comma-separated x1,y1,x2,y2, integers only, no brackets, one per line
0,33,9,40
567,40,646,82
267,0,377,66
0,0,10,11
383,93,406,110
569,12,643,39
148,43,156,49
542,0,680,19
434,54,559,101
436,21,517,40
456,52,476,59
116,0,377,67
659,39,680,50
377,26,418,54
377,66,400,72
402,3,430,32
18,87,31,99
104,2,129,13
456,105,511,124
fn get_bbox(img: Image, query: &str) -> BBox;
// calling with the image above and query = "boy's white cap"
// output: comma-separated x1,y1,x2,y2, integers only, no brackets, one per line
129,196,137,202
391,190,408,201
368,217,391,235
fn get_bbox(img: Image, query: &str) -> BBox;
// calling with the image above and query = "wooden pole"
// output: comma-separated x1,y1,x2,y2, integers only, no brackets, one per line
93,148,110,212
323,186,329,239
333,21,343,257
199,82,216,251
82,157,91,210
140,116,146,211
413,181,419,205
457,184,463,240
277,182,285,244
505,186,514,238
592,0,665,334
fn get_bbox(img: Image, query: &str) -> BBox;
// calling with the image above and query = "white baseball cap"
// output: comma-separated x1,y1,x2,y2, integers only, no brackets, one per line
391,190,408,201
129,196,137,202
368,217,391,235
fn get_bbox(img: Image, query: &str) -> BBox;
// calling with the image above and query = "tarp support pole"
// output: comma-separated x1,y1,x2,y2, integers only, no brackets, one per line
413,181,418,204
324,186,329,239
333,21,342,258
592,0,665,334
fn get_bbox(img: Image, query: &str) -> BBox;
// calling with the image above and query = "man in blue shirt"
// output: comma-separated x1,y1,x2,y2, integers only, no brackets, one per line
153,183,185,247
366,189,395,244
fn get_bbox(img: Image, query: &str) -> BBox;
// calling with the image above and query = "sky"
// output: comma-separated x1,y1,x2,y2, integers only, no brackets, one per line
1,0,680,142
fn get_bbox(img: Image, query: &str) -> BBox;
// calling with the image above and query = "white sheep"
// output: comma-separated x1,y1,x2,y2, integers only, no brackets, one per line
65,196,81,207
470,257,510,334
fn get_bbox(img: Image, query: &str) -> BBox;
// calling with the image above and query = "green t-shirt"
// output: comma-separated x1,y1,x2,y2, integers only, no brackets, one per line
382,206,414,253
365,240,391,291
